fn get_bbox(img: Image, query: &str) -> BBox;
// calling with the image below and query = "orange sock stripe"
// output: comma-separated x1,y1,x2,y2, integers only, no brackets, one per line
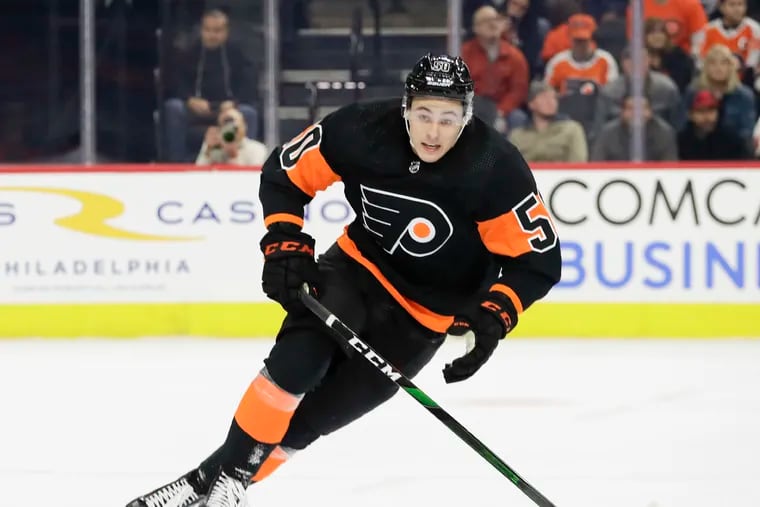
251,446,290,482
234,375,300,444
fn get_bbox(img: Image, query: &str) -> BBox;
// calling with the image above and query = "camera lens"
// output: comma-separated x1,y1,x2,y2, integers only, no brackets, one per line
221,119,237,143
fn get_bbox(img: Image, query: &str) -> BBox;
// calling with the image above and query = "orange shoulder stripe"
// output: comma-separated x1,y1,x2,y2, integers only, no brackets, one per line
477,212,533,259
281,125,341,197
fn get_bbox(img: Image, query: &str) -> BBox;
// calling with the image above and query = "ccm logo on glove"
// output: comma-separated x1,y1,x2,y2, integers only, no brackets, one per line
263,241,315,257
480,299,514,333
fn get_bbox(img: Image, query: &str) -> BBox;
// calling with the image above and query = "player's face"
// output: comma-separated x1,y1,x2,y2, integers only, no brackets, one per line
721,0,746,24
407,98,465,163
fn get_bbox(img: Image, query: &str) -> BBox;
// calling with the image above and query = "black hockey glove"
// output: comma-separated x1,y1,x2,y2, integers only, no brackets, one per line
260,223,320,314
442,291,518,384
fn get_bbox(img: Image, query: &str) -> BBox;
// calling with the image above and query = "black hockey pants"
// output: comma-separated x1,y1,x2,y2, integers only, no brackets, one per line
263,243,446,450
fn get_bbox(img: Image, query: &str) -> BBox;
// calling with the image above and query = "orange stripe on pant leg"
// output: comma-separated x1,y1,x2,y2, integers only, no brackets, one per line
251,446,290,482
234,374,301,444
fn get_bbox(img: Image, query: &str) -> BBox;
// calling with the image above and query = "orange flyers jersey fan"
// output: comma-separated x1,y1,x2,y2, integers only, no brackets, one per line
259,99,561,332
627,0,708,54
696,18,760,68
544,49,619,94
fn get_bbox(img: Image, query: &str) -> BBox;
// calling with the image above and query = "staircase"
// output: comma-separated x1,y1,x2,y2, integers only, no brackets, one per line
277,0,452,141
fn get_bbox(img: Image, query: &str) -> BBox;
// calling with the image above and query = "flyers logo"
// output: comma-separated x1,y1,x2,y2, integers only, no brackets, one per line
280,124,322,170
360,185,453,257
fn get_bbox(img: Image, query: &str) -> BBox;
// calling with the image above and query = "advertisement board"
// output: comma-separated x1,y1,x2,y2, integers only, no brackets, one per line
543,169,760,302
1,164,758,337
0,170,348,304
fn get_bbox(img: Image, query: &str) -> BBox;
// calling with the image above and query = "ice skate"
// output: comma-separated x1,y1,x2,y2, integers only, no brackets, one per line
200,469,248,507
126,469,208,507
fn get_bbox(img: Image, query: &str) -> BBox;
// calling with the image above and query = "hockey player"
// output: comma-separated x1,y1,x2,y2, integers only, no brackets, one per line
126,53,561,507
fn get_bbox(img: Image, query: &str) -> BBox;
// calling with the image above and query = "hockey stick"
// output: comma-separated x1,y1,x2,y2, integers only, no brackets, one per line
299,289,557,507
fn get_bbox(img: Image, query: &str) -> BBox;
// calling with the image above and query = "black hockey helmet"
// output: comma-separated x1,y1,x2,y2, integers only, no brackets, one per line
402,53,475,124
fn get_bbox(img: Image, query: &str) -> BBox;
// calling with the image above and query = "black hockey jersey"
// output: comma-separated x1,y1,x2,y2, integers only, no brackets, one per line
260,98,561,333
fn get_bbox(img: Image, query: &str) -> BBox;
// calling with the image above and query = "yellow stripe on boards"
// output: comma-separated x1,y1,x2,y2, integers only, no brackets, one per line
0,303,758,338
513,303,760,338
0,303,285,338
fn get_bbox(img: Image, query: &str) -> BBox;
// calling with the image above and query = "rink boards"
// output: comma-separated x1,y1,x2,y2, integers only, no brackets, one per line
1,163,758,338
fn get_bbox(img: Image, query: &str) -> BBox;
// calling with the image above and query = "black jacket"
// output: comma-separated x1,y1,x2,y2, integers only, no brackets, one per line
678,122,751,160
174,41,257,105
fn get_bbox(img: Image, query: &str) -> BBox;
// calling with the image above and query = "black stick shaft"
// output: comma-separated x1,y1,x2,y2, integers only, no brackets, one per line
300,290,557,507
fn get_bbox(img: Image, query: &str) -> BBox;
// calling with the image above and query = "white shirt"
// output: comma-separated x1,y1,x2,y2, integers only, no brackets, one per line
196,137,269,166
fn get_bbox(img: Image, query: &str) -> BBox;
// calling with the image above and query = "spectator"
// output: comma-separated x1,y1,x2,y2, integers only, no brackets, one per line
164,8,259,162
591,95,678,160
540,0,584,63
686,43,756,142
679,89,750,159
582,0,628,21
544,14,619,93
645,17,696,92
590,5,629,65
461,5,530,132
509,81,588,161
627,0,708,56
502,0,552,77
599,46,685,131
695,0,760,74
196,106,268,166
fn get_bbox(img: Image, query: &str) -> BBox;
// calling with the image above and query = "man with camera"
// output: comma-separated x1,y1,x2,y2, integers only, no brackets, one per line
196,106,268,166
164,8,259,162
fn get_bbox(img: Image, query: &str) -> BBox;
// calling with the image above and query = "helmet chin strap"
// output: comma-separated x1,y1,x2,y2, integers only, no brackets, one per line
403,111,417,152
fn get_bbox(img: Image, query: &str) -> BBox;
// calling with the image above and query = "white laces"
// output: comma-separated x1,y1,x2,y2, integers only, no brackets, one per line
143,478,199,507
205,472,247,507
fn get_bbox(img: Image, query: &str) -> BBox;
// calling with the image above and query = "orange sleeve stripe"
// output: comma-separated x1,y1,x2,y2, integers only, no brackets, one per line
477,212,532,258
285,148,341,197
490,283,524,314
282,126,341,198
264,213,304,229
336,233,454,333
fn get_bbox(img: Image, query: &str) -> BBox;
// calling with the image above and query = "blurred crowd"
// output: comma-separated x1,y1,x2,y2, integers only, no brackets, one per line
4,0,760,165
462,0,760,161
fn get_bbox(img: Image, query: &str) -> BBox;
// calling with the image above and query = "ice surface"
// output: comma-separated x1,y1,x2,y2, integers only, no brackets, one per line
1,337,758,507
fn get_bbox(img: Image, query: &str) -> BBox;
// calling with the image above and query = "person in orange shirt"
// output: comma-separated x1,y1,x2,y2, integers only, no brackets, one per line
695,0,760,70
626,0,708,56
540,3,586,63
544,14,619,94
461,5,530,130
